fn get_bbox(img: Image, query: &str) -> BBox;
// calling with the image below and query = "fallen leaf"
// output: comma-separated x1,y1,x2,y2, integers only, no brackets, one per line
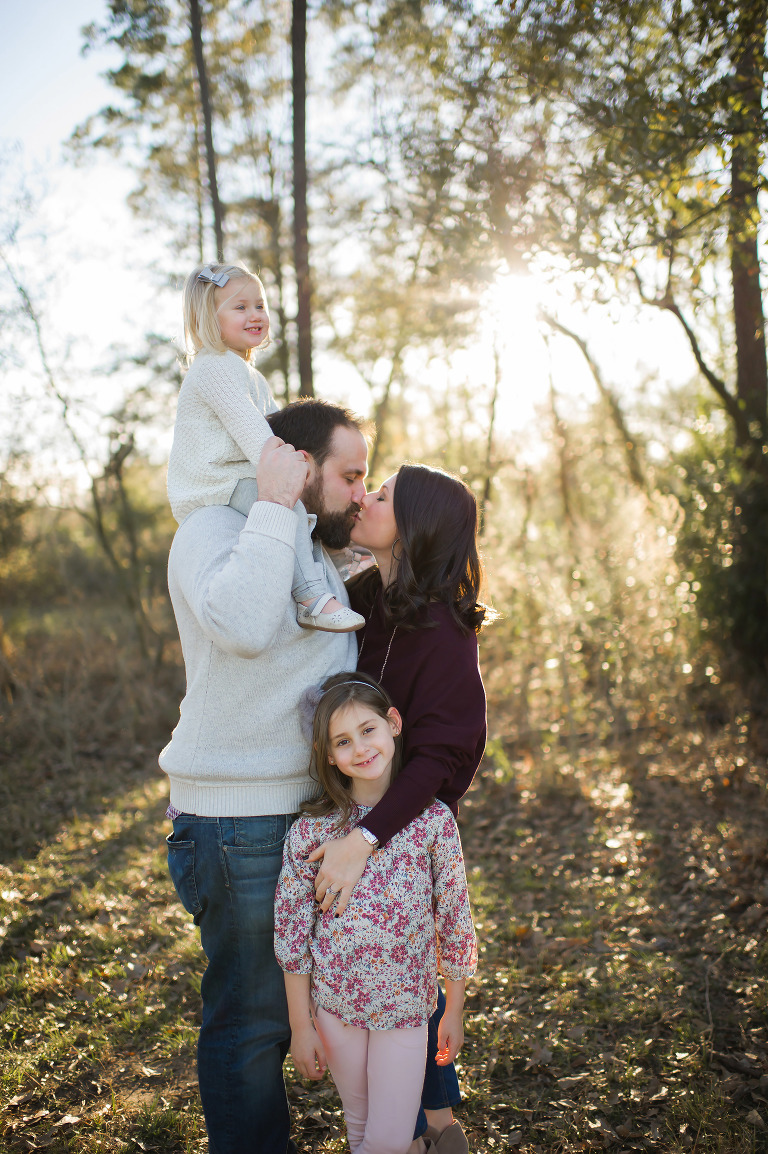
746,1110,765,1129
587,1116,617,1139
525,1043,553,1069
22,1110,50,1123
54,1115,81,1127
7,1092,35,1107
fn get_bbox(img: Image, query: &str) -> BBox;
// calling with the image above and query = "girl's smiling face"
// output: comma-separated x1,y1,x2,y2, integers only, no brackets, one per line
327,701,401,805
350,473,398,553
215,277,270,358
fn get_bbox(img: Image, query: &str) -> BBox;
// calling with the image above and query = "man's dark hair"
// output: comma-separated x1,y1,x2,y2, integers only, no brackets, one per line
267,399,364,465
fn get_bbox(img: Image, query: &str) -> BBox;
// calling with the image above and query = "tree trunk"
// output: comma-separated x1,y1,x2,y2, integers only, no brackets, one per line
291,0,314,398
266,139,293,401
726,1,768,676
480,338,501,532
189,0,225,261
729,3,767,448
191,99,205,261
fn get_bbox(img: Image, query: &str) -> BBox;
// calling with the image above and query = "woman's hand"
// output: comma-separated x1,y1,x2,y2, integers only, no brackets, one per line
307,828,373,915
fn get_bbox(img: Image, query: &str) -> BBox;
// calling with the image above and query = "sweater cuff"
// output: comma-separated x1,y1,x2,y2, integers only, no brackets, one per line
243,500,298,547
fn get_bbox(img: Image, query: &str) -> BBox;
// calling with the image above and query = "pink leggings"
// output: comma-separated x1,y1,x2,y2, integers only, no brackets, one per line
315,1006,428,1154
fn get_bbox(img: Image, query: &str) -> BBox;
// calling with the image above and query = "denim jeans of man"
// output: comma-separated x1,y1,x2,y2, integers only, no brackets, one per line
167,814,297,1154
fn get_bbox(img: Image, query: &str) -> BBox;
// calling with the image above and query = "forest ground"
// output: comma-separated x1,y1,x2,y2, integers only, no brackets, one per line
1,718,767,1154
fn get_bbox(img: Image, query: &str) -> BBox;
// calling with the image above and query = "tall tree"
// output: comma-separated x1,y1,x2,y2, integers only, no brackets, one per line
73,2,288,270
503,0,768,672
291,0,314,398
188,0,226,259
338,0,768,673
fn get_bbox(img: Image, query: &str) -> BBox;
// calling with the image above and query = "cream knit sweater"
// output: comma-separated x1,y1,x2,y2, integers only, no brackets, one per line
167,349,279,525
159,499,357,816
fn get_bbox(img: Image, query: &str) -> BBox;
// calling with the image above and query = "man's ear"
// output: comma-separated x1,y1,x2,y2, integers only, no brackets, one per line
301,450,319,479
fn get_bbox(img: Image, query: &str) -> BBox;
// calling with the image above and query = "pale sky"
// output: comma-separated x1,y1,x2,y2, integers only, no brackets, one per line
1,0,119,163
1,0,700,485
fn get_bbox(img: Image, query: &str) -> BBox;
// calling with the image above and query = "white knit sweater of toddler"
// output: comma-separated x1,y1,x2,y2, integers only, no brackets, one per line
167,349,279,525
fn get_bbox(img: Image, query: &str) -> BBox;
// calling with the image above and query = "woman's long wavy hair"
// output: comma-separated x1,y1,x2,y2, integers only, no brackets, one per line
302,671,403,830
352,463,490,634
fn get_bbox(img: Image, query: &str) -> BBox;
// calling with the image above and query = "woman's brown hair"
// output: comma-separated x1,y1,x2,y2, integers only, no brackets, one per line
352,463,490,635
302,671,403,830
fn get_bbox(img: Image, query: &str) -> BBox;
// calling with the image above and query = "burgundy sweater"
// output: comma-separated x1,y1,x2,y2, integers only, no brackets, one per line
351,588,487,847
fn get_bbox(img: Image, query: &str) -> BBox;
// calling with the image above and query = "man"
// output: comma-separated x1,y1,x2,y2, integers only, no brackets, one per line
161,400,369,1154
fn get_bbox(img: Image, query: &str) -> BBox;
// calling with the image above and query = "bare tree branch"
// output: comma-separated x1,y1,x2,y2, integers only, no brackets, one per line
539,308,648,493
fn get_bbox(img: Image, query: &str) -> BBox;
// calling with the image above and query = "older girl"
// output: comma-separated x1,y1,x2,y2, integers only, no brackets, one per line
275,672,477,1154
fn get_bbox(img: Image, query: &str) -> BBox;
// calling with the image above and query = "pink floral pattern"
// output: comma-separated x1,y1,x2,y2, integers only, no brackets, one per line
274,802,477,1030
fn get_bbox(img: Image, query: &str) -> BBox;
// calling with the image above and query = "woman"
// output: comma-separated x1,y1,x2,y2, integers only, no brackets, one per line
309,463,490,1154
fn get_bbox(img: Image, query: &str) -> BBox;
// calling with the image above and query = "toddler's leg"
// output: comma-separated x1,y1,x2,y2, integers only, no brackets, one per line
290,499,329,605
230,485,363,632
362,1024,429,1154
292,501,364,633
314,1007,369,1151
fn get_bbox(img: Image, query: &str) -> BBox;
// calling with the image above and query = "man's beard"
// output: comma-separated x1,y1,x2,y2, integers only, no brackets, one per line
303,476,360,550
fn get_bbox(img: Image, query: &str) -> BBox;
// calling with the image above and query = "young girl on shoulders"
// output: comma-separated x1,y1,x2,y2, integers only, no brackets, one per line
274,672,477,1154
167,260,363,633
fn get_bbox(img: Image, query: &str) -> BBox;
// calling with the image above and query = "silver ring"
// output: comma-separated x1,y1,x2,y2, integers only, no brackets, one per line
327,886,339,896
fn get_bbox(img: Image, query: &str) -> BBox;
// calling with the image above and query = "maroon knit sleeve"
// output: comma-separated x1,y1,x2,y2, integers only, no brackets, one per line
361,618,486,847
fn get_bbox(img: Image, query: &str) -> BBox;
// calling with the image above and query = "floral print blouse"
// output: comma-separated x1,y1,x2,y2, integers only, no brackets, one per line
274,801,477,1030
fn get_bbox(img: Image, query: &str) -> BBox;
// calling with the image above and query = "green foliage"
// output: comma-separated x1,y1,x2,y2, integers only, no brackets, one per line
673,423,768,679
0,462,174,616
74,0,284,258
0,478,32,557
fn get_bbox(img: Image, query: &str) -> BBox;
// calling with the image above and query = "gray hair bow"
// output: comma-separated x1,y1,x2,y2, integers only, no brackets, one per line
197,265,230,288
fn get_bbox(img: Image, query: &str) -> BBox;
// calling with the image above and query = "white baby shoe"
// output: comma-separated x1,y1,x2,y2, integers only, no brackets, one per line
297,594,365,633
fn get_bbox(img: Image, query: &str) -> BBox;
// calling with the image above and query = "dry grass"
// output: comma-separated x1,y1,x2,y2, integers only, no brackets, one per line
1,622,767,1152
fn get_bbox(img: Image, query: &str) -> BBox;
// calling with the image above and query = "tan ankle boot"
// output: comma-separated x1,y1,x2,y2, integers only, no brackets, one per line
429,1121,470,1154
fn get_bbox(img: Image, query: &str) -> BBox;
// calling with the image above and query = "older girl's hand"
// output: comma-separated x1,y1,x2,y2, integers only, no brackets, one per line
289,1021,328,1081
435,1006,464,1065
307,829,373,915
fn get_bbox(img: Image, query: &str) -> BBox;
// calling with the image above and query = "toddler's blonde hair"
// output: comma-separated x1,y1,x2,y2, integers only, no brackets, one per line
182,260,269,362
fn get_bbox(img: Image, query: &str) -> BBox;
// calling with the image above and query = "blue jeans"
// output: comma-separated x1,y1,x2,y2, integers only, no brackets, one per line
414,985,462,1136
166,814,297,1154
